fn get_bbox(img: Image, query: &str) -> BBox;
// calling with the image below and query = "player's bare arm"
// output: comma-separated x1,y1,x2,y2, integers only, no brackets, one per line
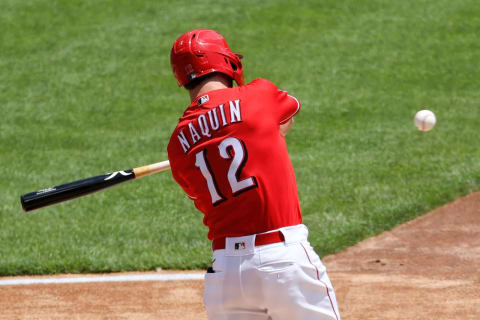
280,117,294,136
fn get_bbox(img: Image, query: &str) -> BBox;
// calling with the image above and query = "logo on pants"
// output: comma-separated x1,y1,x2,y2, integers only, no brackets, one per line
235,242,246,250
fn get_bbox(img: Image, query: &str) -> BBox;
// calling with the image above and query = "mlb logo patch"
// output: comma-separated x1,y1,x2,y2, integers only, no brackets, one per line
198,94,209,106
234,242,246,250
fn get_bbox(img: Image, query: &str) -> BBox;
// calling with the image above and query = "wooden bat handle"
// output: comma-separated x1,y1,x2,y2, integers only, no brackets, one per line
133,160,171,178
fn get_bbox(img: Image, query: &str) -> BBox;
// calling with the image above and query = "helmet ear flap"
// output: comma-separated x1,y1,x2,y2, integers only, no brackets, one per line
223,57,238,71
231,54,244,85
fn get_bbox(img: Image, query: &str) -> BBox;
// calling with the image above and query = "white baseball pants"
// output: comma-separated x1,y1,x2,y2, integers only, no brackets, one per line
204,224,341,320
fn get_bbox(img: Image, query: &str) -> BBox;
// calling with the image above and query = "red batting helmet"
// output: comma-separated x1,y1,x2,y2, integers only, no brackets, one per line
170,29,244,87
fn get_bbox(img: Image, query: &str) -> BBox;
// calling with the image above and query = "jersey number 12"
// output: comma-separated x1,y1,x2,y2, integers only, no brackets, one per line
195,137,257,205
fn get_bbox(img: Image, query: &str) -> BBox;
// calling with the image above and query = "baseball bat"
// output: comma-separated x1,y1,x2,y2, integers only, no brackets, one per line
20,160,171,212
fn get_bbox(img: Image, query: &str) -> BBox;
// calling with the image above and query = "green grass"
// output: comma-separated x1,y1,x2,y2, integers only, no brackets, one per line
1,0,479,275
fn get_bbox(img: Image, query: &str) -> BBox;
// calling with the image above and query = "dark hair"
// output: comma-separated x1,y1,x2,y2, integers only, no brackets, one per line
184,72,233,91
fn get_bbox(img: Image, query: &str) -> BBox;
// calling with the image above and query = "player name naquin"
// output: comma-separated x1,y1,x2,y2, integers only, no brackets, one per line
177,99,243,153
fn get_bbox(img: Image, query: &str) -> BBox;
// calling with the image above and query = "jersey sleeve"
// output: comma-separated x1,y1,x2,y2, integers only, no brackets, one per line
252,78,301,124
167,136,197,201
276,89,301,124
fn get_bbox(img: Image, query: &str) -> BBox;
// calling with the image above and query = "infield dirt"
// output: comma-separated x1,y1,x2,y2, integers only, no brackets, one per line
1,192,479,319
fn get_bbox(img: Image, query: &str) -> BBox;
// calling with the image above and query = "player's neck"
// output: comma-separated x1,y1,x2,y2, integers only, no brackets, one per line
189,75,232,102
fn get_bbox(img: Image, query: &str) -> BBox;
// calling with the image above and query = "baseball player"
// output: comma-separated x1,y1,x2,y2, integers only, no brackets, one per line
167,29,340,320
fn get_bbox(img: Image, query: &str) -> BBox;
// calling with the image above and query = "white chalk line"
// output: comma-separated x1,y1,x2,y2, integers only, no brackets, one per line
0,273,205,286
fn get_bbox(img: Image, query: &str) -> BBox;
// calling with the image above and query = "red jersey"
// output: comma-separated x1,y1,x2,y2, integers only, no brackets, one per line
167,78,302,240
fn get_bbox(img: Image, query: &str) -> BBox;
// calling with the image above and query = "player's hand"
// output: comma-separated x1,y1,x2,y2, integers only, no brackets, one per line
280,118,294,136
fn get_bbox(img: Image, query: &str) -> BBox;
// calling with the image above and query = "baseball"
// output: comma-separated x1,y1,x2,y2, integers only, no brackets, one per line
414,109,436,131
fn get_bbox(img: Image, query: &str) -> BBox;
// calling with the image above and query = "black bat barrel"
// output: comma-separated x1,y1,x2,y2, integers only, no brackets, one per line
20,170,136,212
